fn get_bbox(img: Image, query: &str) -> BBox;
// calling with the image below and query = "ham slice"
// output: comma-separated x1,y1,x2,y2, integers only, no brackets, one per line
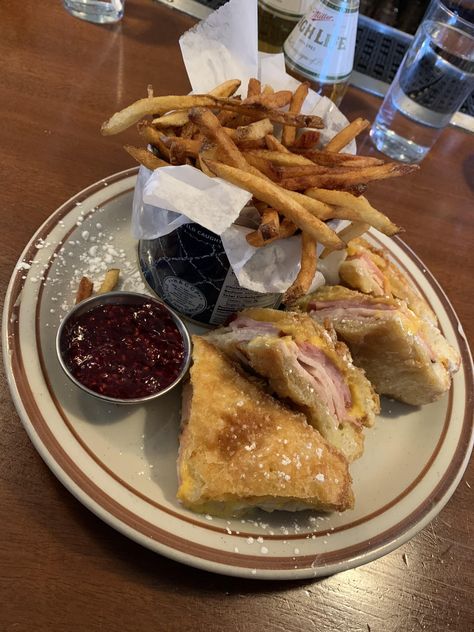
211,316,354,428
296,342,351,422
309,300,395,320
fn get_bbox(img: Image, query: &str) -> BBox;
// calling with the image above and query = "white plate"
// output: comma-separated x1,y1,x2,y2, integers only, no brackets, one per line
3,168,473,580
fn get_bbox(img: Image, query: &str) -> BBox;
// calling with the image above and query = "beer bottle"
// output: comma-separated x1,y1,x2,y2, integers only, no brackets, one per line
258,1,315,53
283,0,359,106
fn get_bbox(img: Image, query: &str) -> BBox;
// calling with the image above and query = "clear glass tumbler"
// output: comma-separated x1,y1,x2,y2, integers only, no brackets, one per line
370,0,474,163
63,0,125,24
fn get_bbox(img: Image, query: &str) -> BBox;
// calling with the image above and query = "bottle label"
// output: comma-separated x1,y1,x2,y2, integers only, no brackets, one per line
259,0,313,19
210,266,281,326
138,223,282,326
284,0,359,83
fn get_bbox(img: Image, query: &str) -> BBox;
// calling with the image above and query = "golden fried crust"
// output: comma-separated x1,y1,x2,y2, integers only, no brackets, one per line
177,337,354,516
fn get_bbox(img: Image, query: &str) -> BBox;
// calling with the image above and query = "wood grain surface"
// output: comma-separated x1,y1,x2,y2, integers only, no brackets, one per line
0,1,472,631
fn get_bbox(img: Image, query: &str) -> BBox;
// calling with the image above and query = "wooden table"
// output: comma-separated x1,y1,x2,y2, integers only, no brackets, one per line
1,1,472,630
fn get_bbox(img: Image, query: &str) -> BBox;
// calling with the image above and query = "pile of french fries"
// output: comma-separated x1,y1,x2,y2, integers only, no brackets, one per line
101,78,418,302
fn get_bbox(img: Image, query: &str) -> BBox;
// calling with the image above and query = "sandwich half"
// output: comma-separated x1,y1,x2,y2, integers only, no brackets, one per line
177,336,354,517
290,285,460,406
339,237,437,325
206,308,380,462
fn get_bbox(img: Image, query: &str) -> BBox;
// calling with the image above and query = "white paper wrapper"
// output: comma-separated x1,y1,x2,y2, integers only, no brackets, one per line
132,0,355,294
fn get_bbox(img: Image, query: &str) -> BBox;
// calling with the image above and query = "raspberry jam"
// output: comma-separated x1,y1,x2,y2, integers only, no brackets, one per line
61,300,186,399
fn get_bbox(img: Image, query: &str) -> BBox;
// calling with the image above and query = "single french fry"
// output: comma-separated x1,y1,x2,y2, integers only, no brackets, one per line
305,188,400,235
103,95,224,135
197,153,215,177
259,208,280,240
204,159,343,250
264,134,291,153
234,118,274,142
243,153,280,180
273,164,338,180
279,162,419,191
283,232,318,302
282,81,309,147
295,149,384,167
189,107,250,171
244,90,293,109
217,109,241,127
75,276,93,304
235,139,267,150
124,145,169,170
160,136,203,157
324,118,370,152
244,149,314,166
246,218,297,247
247,78,261,98
289,130,321,150
137,121,171,160
320,222,370,259
98,269,120,294
208,79,242,98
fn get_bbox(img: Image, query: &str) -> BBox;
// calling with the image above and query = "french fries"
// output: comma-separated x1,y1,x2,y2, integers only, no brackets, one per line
124,145,169,170
189,107,250,171
283,232,317,303
282,81,309,148
75,269,121,304
265,134,290,153
244,90,293,109
320,222,370,259
324,117,370,152
98,269,120,294
259,208,280,241
290,130,320,150
244,149,314,167
75,277,93,304
231,118,273,142
101,77,419,300
294,150,383,168
305,189,399,235
247,78,261,98
246,218,297,247
279,162,418,191
204,159,343,250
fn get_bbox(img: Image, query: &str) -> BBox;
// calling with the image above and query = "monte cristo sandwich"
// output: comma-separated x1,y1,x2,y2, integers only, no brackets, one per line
290,285,460,406
205,308,379,462
177,337,354,517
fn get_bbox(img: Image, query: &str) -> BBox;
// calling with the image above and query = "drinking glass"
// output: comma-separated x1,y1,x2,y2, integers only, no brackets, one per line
370,0,474,163
63,0,125,24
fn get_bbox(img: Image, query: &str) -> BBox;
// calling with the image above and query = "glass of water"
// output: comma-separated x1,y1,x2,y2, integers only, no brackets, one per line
370,0,474,163
63,0,125,24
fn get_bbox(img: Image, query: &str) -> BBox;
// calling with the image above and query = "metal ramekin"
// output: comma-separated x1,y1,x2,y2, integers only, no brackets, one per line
56,291,192,404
